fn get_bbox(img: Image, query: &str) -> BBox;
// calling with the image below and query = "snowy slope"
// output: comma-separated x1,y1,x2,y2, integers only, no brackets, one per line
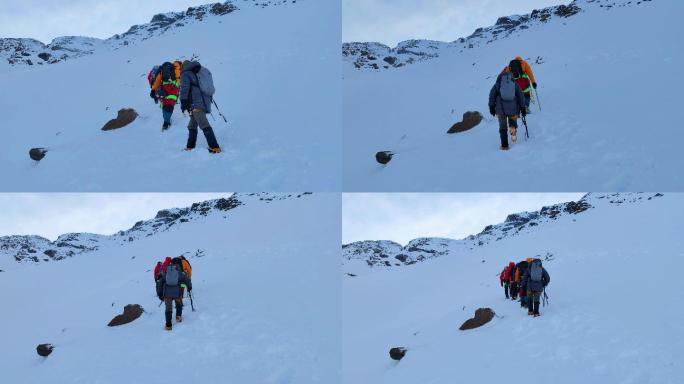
0,193,341,384
1,0,341,191
343,0,681,191
343,192,684,383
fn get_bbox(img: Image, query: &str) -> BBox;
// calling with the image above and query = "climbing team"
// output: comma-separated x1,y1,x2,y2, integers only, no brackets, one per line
499,257,550,317
488,56,538,150
155,256,193,331
147,59,221,153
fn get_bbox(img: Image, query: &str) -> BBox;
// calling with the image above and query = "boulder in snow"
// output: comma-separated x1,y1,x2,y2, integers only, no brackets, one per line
459,308,495,330
101,108,138,131
29,148,47,161
447,111,483,134
389,347,407,361
108,304,144,326
36,343,54,357
375,151,393,165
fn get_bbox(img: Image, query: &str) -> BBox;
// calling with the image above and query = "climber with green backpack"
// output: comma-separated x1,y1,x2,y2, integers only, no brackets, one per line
488,66,527,150
522,258,550,317
156,258,192,330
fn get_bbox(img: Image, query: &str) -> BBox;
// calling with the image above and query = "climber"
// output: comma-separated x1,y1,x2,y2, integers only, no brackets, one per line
515,258,531,309
488,67,526,150
180,60,221,153
522,258,550,317
149,60,182,131
499,261,515,299
156,258,192,330
508,56,538,113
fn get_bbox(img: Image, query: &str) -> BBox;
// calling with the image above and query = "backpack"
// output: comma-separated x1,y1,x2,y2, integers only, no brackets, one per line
529,259,543,282
498,72,517,102
161,62,175,81
195,66,215,97
148,65,160,86
509,59,524,78
165,264,180,286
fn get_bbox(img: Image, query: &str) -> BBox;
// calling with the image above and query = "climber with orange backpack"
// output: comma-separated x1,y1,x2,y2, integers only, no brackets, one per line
149,61,182,131
507,56,538,114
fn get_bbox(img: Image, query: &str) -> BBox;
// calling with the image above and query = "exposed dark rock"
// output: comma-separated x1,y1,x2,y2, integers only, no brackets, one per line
37,52,51,61
459,308,495,330
29,147,47,161
375,151,393,165
108,304,144,326
101,108,138,131
564,200,591,214
395,254,408,263
447,111,483,134
43,249,57,257
383,56,397,65
389,347,407,361
37,343,54,357
555,4,581,17
210,2,238,15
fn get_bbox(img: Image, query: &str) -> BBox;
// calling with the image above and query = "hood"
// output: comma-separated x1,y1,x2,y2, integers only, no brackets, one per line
182,60,201,72
515,55,523,61
508,262,515,268
526,257,534,262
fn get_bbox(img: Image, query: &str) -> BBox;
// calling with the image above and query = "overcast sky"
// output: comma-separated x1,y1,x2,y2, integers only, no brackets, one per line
342,193,585,245
343,0,567,46
0,193,234,240
0,0,204,42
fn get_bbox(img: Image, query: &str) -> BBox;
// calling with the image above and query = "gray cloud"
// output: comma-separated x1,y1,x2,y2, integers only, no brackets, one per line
342,193,585,245
343,0,567,46
0,193,234,240
0,0,205,42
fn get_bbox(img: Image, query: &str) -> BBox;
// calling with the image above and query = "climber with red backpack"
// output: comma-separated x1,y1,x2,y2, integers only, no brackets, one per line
499,261,515,299
149,61,182,131
153,261,162,281
507,56,538,114
488,67,526,150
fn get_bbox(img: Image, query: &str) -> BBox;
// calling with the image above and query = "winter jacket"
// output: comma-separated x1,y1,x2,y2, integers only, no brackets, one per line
522,262,550,292
489,70,526,117
515,260,529,283
181,258,192,279
515,56,536,84
180,61,212,113
156,264,192,299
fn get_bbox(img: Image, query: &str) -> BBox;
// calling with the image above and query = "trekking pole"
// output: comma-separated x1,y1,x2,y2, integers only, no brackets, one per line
534,88,542,112
543,288,549,307
158,300,163,307
189,291,196,312
212,99,229,124
521,115,530,140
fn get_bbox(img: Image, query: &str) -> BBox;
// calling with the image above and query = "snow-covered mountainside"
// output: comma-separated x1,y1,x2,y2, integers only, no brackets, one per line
1,0,340,191
343,192,659,273
0,192,314,267
343,0,681,191
0,1,283,67
0,192,340,383
343,192,684,383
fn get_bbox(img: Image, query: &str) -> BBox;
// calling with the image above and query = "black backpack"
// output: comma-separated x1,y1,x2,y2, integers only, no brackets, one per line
509,59,524,78
161,62,175,81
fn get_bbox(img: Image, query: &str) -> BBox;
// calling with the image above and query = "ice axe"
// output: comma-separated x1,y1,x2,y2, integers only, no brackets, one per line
533,87,542,112
189,290,196,312
521,115,530,140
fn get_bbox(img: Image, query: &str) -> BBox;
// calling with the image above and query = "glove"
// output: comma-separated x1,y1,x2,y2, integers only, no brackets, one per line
158,295,163,301
500,281,503,287
188,287,192,292
521,108,527,117
489,106,496,116
181,100,190,113
532,82,538,89
149,89,156,99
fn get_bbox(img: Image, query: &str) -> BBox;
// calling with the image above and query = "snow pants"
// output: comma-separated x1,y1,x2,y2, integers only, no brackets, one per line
187,109,220,149
519,285,528,308
528,290,542,315
162,105,174,124
497,114,518,148
164,297,183,327
503,281,510,298
510,281,518,299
